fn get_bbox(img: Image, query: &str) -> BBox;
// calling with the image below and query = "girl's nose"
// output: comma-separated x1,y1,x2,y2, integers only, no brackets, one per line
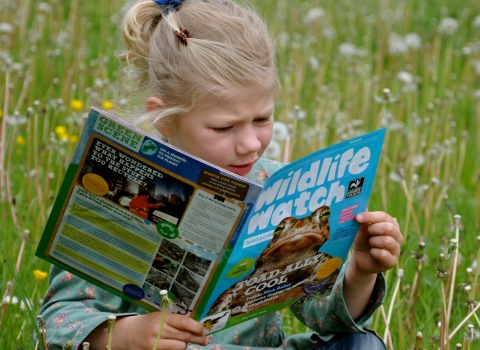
236,127,261,155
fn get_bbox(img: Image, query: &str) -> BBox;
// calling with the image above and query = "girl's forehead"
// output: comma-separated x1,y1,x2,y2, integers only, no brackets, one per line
207,88,274,111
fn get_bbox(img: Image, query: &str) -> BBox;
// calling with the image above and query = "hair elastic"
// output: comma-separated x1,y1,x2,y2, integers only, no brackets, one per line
152,0,185,13
175,28,192,46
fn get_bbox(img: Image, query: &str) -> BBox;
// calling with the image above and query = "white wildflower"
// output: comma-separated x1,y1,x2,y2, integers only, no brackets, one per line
338,43,358,57
438,17,459,35
303,8,325,24
475,61,480,77
263,140,282,160
474,15,480,28
272,121,289,141
405,33,422,50
0,22,14,34
388,33,408,56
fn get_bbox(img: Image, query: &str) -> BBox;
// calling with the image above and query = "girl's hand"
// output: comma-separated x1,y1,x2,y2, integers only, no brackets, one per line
86,312,209,350
350,211,403,276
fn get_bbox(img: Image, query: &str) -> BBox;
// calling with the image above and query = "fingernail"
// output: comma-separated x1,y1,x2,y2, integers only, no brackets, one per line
356,214,364,222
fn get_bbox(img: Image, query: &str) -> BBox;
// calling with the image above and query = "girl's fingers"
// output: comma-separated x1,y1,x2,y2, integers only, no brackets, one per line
152,339,191,350
162,315,208,345
165,314,206,336
356,211,399,227
366,222,403,244
368,235,401,256
369,248,398,268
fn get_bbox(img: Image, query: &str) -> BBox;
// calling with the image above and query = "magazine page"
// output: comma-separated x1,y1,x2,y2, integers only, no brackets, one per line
36,106,262,315
197,128,386,334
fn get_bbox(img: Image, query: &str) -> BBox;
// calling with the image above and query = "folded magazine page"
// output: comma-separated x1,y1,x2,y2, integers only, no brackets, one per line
36,106,385,335
36,106,262,316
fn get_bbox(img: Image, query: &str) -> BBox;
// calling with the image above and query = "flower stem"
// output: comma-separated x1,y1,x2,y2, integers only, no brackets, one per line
384,269,403,344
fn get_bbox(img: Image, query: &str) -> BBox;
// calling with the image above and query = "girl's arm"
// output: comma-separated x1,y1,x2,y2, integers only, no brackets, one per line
343,211,402,320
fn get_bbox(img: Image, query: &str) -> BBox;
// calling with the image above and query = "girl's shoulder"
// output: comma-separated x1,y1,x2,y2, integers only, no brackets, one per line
248,158,286,185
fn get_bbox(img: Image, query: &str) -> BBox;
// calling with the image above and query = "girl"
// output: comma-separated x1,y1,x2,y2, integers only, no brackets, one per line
38,0,402,349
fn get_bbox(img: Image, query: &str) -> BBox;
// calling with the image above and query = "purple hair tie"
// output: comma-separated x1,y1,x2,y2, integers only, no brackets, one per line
153,0,185,12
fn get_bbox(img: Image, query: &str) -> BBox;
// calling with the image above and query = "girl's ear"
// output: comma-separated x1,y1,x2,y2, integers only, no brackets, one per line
146,96,175,137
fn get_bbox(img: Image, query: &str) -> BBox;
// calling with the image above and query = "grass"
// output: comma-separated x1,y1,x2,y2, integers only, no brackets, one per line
1,0,480,349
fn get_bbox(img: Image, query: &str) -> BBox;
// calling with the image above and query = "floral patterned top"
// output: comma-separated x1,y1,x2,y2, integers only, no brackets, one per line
38,158,385,350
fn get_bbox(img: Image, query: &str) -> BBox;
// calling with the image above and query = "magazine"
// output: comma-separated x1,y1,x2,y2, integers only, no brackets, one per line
36,106,386,334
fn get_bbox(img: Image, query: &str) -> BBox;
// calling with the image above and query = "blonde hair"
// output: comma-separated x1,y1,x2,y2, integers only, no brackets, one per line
118,0,280,129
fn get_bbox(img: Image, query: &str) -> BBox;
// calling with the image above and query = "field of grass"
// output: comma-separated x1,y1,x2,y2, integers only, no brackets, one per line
1,0,480,349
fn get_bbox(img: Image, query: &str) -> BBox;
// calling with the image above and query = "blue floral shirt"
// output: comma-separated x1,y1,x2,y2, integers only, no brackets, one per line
38,158,385,349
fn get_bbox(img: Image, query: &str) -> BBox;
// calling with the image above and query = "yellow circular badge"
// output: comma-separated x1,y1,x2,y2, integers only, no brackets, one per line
316,257,343,279
82,173,109,196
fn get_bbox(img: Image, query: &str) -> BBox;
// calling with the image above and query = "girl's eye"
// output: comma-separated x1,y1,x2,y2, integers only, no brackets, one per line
255,117,271,123
212,126,233,133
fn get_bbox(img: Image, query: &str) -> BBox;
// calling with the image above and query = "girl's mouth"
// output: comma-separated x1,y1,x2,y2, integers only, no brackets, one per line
227,160,257,176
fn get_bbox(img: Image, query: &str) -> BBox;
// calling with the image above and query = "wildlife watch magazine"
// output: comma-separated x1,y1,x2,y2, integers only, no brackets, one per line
36,106,386,334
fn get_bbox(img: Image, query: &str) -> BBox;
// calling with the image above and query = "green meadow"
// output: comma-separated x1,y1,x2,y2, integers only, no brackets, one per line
1,0,480,349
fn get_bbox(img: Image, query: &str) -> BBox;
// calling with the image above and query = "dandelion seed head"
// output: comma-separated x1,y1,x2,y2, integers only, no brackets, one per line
475,62,480,77
412,154,425,167
287,106,306,120
263,140,282,160
338,43,358,57
389,171,402,183
37,2,52,13
464,323,480,342
3,295,19,304
0,22,14,34
439,17,459,35
405,33,422,50
474,15,480,28
303,7,325,24
397,71,414,85
309,55,320,71
272,121,289,141
277,32,289,48
388,33,408,55
20,299,33,310
6,113,27,126
322,27,336,39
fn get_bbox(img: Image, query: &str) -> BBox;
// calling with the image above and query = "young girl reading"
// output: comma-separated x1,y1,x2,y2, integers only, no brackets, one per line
38,0,403,349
